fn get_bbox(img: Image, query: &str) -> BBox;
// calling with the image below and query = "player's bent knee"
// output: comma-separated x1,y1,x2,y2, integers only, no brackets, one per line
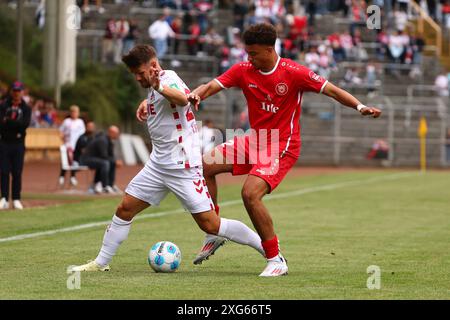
116,201,134,221
241,188,259,204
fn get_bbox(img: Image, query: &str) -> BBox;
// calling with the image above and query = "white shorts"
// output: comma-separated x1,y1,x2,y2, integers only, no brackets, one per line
125,160,214,214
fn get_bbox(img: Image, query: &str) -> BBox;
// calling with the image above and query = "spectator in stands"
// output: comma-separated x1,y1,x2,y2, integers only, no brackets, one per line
387,30,409,63
327,32,344,62
349,0,367,37
339,30,354,59
229,39,247,64
408,34,425,78
426,0,438,21
123,19,139,55
102,18,116,64
393,7,408,32
395,0,410,12
195,0,213,33
376,29,389,61
305,0,317,26
442,0,450,30
318,44,334,79
343,67,363,85
30,98,42,128
200,26,224,56
0,82,31,210
82,0,105,14
244,4,260,29
186,13,201,56
170,14,183,56
149,10,175,58
233,0,249,30
80,125,122,194
366,139,389,162
305,46,320,73
157,0,178,9
58,105,86,188
114,17,129,64
39,100,57,128
219,46,231,73
366,61,379,98
434,71,450,96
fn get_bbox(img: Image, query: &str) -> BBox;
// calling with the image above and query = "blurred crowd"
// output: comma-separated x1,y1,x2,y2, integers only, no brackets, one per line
80,0,447,89
0,82,58,128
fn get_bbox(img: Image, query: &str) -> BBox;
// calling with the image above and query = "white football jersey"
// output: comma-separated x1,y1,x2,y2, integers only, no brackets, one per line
146,70,202,169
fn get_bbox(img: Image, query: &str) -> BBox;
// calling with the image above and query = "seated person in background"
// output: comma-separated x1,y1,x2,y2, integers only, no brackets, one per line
39,100,57,128
80,125,123,194
367,139,389,160
73,121,96,165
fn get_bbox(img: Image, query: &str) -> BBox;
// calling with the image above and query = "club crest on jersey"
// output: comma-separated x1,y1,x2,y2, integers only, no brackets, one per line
309,71,322,82
275,83,288,96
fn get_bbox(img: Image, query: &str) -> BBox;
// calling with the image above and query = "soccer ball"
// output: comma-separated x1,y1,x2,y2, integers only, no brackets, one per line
148,241,182,273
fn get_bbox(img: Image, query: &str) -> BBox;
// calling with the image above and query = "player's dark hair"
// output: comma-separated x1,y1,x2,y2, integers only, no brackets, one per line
242,23,277,46
122,45,157,69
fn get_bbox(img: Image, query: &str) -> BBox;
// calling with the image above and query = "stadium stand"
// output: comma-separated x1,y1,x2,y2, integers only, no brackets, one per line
6,0,450,167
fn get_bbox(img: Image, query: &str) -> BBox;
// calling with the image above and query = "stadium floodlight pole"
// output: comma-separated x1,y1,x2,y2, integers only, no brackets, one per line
54,0,61,108
16,0,24,81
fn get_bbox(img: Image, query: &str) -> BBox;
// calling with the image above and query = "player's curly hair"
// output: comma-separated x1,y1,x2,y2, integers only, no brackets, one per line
242,23,277,46
122,45,157,69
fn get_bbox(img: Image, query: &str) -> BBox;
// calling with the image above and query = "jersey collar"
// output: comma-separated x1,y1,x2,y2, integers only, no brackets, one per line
259,55,281,76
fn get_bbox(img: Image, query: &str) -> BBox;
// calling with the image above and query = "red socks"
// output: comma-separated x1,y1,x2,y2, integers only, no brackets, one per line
261,235,279,259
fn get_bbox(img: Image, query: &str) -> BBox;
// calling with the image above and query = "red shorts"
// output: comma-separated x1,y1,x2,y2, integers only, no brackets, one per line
218,135,299,193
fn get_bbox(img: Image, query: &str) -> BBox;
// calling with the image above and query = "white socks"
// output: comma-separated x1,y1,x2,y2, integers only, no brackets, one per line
94,216,265,267
95,215,132,267
217,218,265,257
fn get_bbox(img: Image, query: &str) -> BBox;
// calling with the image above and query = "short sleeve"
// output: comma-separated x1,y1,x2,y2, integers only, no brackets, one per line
59,119,68,133
160,70,190,94
215,63,243,89
294,66,328,94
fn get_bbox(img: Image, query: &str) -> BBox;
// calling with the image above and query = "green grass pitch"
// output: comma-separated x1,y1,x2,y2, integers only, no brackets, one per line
0,170,449,299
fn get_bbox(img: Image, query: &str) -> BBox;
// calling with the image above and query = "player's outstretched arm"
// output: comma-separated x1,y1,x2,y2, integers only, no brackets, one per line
322,81,381,118
188,80,223,111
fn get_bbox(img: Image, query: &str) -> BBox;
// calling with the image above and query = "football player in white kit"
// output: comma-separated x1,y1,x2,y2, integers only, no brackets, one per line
71,45,265,272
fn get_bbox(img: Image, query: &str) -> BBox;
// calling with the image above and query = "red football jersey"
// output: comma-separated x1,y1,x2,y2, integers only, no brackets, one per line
215,56,328,157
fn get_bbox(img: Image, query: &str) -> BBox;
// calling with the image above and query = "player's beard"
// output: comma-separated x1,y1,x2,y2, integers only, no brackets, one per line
139,80,151,88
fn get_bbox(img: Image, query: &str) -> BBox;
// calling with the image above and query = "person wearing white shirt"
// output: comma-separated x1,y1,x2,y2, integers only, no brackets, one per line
59,105,86,187
148,13,175,58
434,72,449,97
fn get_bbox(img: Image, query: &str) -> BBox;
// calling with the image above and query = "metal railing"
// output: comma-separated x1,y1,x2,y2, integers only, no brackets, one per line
408,0,443,56
266,97,447,167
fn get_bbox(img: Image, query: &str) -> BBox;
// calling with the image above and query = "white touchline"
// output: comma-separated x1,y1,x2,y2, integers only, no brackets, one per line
0,172,416,243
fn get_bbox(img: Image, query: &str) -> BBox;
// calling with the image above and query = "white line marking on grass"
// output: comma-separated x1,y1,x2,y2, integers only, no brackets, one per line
0,172,417,243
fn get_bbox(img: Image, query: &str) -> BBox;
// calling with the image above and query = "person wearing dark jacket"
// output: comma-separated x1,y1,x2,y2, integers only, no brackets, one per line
80,125,121,193
0,82,31,210
73,121,96,164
